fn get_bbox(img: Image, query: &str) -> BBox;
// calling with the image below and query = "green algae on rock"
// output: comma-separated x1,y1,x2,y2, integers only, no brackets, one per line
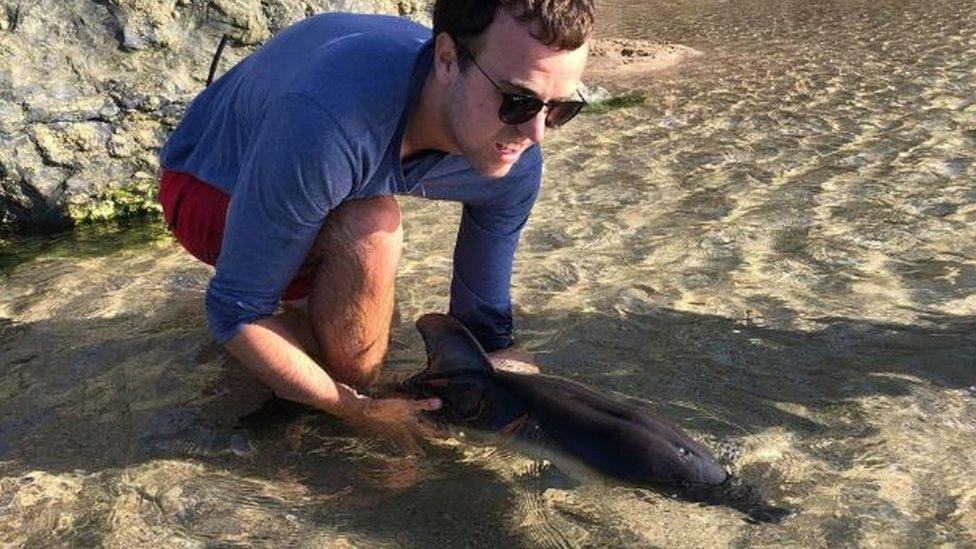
65,177,163,225
582,92,649,116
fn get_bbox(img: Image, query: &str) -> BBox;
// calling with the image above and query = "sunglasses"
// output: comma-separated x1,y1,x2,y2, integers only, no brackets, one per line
452,38,586,128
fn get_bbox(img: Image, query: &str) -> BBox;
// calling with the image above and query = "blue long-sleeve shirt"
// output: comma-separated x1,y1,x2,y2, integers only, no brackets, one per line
159,13,541,352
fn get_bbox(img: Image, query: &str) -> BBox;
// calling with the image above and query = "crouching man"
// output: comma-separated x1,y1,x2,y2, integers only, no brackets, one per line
157,0,592,425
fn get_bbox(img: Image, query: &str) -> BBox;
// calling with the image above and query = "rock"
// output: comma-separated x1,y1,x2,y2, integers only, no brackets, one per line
209,0,272,45
0,0,434,231
0,102,27,135
0,134,68,196
138,407,252,458
99,0,186,51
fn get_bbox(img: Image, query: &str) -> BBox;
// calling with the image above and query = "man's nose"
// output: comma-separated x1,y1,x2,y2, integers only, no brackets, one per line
516,109,547,144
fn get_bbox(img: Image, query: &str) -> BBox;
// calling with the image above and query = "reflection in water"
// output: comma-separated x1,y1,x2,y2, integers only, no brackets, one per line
2,0,975,546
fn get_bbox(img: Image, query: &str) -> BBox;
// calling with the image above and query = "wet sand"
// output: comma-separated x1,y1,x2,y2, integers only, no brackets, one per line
2,0,976,546
586,37,704,90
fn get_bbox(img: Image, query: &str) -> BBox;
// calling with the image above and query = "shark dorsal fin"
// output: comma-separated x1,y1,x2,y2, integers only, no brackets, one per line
415,314,495,374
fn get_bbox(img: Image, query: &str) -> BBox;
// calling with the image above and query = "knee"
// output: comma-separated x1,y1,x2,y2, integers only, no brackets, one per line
323,195,403,258
307,196,401,389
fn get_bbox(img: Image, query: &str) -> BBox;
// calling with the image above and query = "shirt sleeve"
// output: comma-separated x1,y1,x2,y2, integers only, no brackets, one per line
449,147,542,352
205,93,357,344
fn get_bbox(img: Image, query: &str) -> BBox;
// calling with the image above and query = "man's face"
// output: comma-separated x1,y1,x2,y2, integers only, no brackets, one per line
443,11,589,178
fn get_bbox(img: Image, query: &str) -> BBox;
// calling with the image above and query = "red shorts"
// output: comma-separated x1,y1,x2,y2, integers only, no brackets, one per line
157,169,313,300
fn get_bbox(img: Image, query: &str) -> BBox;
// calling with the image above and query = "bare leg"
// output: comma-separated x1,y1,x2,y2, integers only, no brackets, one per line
303,195,403,389
222,195,437,421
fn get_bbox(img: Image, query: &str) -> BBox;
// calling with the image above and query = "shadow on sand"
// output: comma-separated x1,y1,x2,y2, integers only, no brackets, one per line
1,303,973,543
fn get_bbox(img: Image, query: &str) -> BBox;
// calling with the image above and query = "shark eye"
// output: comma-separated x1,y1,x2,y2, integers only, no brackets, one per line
677,446,690,457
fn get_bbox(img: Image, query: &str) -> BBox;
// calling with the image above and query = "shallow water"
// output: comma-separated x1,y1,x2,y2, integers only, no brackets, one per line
2,0,975,546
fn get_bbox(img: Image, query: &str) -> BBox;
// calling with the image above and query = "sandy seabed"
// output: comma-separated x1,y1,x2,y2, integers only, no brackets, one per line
3,0,976,546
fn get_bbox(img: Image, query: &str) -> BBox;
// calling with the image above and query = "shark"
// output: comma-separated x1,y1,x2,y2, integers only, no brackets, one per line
402,313,792,523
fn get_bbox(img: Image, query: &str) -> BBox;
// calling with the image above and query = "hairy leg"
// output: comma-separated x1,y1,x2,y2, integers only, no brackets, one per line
303,195,403,389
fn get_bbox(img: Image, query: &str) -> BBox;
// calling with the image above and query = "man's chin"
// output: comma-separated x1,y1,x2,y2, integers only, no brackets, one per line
472,157,516,179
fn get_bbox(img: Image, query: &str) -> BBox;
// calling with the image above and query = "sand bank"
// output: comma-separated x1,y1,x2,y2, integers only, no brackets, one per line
585,37,703,90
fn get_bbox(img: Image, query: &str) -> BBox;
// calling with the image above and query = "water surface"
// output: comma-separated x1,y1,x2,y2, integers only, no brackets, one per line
2,0,975,546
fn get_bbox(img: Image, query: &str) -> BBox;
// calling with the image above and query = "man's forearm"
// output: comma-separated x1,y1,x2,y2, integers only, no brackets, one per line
224,316,365,417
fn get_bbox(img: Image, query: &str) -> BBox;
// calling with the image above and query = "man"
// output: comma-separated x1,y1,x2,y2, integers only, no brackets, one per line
157,0,592,426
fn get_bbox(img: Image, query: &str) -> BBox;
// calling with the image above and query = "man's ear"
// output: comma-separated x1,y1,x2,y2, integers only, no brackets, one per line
433,31,460,85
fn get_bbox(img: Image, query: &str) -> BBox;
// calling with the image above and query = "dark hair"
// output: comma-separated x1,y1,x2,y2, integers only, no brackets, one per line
432,0,594,51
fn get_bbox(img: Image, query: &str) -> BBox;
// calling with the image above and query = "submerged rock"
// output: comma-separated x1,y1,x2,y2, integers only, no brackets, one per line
139,407,251,458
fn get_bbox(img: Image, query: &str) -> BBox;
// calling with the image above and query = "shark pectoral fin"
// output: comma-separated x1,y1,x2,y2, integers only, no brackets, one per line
415,314,496,374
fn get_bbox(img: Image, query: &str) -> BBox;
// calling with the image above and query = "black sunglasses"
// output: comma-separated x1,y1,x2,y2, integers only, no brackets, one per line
452,38,586,128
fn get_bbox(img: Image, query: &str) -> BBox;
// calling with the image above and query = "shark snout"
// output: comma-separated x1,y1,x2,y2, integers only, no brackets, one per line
695,455,729,485
674,443,727,485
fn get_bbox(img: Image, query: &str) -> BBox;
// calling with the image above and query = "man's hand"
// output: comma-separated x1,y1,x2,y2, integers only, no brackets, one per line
337,392,443,454
361,395,443,424
488,347,540,375
337,389,441,425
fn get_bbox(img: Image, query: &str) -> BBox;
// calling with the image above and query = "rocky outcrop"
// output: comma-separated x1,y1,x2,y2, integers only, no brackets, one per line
0,0,432,230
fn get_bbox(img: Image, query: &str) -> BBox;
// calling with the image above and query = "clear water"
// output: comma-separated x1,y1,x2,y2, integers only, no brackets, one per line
2,0,975,546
